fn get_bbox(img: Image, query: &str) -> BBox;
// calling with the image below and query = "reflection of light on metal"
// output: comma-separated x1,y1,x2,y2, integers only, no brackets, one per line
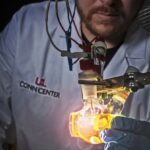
69,71,131,144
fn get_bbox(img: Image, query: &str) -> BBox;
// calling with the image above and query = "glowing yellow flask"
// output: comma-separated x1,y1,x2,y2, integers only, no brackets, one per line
69,71,130,144
69,100,114,144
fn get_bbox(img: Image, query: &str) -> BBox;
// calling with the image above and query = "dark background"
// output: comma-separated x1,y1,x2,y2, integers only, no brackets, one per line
0,0,61,32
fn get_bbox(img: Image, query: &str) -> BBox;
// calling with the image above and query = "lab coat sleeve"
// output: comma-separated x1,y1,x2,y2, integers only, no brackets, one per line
0,11,18,145
0,2,65,146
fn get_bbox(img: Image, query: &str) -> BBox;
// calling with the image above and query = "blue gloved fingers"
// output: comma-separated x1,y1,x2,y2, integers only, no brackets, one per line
100,129,136,149
104,143,129,150
100,129,127,144
111,116,150,138
100,129,150,150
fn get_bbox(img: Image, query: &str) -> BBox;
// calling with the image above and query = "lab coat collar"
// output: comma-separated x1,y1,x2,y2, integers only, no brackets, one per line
103,22,149,79
54,4,149,77
125,22,148,59
124,22,150,72
56,8,148,59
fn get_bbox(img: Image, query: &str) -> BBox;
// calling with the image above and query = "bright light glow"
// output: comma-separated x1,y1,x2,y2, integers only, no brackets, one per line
69,87,130,144
69,110,113,144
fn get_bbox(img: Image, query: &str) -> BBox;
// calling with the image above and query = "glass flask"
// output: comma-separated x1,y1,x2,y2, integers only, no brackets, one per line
69,71,130,144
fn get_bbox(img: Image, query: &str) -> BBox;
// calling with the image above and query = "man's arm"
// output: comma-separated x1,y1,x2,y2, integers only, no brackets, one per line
0,10,19,148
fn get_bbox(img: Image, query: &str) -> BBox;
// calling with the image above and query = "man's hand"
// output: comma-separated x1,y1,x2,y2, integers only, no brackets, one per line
100,116,150,150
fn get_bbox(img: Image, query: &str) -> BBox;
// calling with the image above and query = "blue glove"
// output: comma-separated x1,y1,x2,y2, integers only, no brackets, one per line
100,116,150,150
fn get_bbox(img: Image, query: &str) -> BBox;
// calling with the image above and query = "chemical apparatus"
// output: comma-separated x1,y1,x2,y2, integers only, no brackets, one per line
68,41,150,144
45,0,150,144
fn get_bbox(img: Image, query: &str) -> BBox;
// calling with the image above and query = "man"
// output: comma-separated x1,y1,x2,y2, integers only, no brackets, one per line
0,0,150,150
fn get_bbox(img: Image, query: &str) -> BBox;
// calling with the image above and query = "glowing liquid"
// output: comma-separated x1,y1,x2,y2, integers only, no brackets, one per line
69,112,114,144
70,71,130,144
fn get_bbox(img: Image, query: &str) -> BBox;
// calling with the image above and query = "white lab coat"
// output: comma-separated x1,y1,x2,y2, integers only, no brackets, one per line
0,1,150,150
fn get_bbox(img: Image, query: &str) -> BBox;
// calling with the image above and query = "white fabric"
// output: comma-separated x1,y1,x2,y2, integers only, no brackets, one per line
0,1,150,150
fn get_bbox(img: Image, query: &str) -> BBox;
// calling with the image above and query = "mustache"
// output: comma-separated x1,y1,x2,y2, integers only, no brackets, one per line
88,5,122,18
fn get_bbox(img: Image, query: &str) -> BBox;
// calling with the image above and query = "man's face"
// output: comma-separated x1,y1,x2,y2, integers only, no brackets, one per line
77,0,143,40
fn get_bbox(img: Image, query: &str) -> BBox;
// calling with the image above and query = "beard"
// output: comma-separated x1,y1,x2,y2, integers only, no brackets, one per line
76,4,128,41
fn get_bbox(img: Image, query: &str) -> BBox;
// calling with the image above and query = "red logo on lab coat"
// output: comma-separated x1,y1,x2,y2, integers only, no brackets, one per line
35,77,46,87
